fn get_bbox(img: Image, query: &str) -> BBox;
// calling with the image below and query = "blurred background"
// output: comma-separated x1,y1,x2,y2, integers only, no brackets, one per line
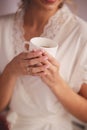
0,0,87,21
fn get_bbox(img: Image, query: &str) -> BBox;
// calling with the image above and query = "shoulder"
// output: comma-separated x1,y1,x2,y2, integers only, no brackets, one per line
64,5,87,35
74,16,87,40
63,5,87,44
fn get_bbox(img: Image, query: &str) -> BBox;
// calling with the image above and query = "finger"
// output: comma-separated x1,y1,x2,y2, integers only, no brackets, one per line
30,65,49,74
43,51,59,67
40,70,52,84
32,71,46,76
19,50,43,60
24,56,48,66
43,60,56,73
32,69,50,77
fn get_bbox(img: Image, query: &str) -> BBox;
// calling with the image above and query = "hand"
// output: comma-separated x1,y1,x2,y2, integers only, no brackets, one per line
5,50,48,78
35,51,61,89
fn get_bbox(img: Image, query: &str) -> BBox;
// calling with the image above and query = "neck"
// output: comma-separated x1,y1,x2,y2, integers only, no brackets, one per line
24,3,58,30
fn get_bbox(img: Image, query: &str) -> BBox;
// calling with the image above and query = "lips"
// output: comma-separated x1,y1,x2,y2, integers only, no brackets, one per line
45,0,57,3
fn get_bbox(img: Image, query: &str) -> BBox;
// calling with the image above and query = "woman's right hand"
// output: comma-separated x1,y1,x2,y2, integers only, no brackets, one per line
0,50,48,111
5,50,44,78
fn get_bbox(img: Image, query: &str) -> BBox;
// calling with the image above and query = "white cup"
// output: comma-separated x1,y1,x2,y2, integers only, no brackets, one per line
29,37,58,57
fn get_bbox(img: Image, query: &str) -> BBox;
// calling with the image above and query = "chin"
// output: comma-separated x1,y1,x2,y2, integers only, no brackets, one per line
40,0,59,11
44,6,57,11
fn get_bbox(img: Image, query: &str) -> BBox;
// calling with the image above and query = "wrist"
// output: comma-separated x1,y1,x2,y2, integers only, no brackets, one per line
50,76,69,97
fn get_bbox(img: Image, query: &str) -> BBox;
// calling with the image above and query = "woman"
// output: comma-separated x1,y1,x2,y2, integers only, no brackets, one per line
0,0,87,130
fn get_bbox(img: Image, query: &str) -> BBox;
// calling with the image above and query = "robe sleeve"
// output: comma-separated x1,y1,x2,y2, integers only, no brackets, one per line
69,42,87,93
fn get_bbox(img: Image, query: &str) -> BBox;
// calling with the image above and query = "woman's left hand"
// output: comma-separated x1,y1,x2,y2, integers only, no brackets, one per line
36,51,61,89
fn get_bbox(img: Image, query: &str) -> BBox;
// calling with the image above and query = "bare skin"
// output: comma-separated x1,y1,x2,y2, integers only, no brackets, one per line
0,0,87,123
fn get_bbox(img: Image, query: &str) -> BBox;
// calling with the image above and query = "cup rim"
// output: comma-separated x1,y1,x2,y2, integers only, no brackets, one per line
30,37,58,48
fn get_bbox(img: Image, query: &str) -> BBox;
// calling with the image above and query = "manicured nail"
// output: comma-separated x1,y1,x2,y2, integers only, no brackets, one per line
44,57,48,60
44,72,47,75
45,65,49,68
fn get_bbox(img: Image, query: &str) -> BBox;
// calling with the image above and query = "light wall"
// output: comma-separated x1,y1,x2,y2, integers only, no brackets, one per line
0,0,19,15
0,0,87,21
73,0,87,21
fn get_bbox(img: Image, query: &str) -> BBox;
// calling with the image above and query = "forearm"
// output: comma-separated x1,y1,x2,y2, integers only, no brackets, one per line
0,66,17,112
51,77,87,122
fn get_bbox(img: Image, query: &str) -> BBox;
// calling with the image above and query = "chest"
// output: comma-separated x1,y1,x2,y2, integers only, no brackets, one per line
23,25,44,42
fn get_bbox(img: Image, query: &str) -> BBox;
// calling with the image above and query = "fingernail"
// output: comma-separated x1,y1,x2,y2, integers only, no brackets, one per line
32,49,37,52
44,72,47,75
45,65,49,68
44,56,48,60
